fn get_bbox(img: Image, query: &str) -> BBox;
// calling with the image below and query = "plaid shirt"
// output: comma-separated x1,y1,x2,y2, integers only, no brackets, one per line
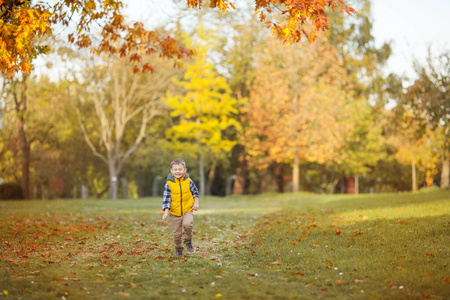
162,178,199,211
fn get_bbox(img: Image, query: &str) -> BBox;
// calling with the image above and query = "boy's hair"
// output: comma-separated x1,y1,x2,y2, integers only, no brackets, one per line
170,158,186,168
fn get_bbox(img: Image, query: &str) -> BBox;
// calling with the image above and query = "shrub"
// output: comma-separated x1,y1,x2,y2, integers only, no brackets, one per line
0,183,25,200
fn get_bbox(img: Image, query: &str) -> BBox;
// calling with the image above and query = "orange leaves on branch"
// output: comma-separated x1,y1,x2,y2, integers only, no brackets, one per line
253,0,356,45
1,0,194,77
0,3,51,77
2,0,354,77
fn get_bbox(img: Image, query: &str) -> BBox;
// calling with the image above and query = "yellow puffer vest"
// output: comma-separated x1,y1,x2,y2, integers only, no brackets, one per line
166,173,194,217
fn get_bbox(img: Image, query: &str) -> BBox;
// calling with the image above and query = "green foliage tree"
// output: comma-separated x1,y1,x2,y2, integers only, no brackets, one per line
398,50,450,187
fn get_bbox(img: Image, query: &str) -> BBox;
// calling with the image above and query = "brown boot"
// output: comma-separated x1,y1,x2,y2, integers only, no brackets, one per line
175,247,184,257
184,239,195,254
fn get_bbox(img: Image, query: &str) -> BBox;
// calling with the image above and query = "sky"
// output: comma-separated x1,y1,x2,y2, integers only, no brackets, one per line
123,0,450,81
371,0,450,79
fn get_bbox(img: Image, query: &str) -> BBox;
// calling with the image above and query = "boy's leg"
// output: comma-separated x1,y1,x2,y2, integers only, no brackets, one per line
183,212,195,253
170,214,183,254
182,211,194,240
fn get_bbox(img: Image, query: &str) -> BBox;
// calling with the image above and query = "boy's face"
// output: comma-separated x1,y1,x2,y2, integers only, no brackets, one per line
171,164,187,179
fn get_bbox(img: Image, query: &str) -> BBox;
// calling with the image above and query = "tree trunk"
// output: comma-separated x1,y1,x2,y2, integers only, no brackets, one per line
274,165,284,193
206,166,216,195
340,177,345,194
16,74,30,199
18,120,30,199
441,155,450,188
137,166,144,198
109,162,119,200
121,178,128,199
292,153,300,192
199,153,205,197
412,159,417,192
232,145,247,195
355,175,359,195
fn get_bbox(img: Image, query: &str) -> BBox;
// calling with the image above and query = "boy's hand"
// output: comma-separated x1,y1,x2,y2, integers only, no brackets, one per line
192,197,199,211
162,210,168,220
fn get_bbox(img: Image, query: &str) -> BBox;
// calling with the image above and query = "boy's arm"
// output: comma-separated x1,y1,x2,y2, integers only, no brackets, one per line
190,179,199,211
162,183,171,220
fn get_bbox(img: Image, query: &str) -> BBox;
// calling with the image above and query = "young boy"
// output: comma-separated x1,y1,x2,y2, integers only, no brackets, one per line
162,158,199,257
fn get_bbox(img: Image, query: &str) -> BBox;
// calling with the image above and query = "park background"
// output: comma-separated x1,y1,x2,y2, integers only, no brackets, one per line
0,0,449,200
0,1,449,299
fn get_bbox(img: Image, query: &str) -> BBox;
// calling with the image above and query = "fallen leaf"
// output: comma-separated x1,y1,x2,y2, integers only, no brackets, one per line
352,279,366,283
118,292,130,297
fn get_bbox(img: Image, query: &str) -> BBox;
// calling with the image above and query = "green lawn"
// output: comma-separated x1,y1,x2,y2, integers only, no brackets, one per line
0,188,449,299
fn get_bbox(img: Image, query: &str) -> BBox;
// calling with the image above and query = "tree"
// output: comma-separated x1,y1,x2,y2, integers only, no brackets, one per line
326,0,395,104
219,6,265,195
399,50,450,187
244,35,354,193
1,0,354,77
0,74,69,198
75,56,174,199
331,102,385,193
3,74,33,198
164,35,240,196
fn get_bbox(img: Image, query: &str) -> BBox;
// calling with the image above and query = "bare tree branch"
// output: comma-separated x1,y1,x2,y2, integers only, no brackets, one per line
75,106,108,163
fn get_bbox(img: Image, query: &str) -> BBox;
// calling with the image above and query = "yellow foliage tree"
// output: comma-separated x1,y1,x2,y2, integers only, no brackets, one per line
164,37,240,196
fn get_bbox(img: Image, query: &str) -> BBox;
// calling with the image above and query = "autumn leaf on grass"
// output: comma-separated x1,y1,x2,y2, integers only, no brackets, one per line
63,277,80,281
272,260,281,265
387,282,397,289
335,279,344,284
305,283,316,288
443,277,450,284
118,292,130,297
335,229,341,235
352,279,366,283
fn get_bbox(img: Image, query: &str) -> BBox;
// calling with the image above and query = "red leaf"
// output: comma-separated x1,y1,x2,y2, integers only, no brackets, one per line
118,292,130,297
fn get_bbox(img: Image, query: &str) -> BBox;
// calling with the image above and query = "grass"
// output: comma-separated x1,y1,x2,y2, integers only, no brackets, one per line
0,188,449,299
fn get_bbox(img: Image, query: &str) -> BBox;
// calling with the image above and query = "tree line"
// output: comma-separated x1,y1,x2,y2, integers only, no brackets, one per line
0,0,448,199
